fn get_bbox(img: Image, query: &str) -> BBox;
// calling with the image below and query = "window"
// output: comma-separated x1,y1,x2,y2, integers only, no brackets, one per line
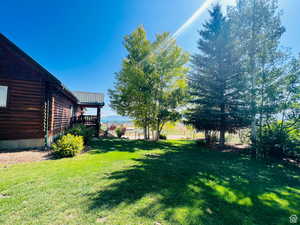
0,86,8,107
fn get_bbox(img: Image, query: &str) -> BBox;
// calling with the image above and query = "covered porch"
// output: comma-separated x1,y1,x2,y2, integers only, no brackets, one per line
72,91,104,136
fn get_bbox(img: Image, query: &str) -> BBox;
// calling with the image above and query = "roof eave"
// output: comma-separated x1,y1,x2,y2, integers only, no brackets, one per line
78,102,105,107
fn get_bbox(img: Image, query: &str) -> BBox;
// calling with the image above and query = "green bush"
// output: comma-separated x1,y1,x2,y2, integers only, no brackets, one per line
256,122,300,159
51,134,84,158
67,124,95,144
116,127,126,138
159,134,167,140
196,139,207,146
238,129,251,144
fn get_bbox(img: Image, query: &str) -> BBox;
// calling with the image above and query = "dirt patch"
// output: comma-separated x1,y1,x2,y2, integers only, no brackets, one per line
0,150,51,165
96,217,108,223
0,193,10,198
220,143,250,152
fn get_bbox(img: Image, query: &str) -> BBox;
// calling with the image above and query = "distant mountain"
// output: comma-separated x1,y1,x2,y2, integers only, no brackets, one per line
101,115,131,123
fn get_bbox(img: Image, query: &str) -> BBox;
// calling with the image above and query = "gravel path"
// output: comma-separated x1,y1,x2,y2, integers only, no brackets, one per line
0,150,51,165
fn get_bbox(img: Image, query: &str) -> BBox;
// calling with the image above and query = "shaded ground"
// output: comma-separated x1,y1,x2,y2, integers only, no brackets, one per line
88,140,300,225
0,150,51,165
1,139,299,225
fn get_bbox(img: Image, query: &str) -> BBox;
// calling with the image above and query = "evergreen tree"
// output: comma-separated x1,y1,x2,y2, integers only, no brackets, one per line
186,4,250,146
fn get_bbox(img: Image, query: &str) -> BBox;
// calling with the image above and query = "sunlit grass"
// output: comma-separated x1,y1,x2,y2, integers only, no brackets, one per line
1,139,299,225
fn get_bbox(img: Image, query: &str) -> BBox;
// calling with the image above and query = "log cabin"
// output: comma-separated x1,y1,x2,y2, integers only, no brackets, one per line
0,34,104,150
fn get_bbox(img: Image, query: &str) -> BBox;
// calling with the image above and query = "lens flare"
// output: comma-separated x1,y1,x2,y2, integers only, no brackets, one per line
172,0,215,39
140,0,236,63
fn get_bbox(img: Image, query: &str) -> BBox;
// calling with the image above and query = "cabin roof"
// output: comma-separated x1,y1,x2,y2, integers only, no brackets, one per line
0,33,104,107
72,91,104,106
0,33,78,103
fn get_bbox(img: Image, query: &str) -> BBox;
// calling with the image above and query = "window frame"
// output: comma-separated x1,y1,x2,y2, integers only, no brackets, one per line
0,85,9,109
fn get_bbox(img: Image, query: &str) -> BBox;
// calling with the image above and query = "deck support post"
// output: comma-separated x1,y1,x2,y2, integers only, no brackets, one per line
96,106,101,137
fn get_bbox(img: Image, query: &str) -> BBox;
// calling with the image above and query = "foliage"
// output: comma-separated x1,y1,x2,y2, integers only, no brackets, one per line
195,139,207,146
109,26,189,140
249,54,300,157
150,32,189,140
227,0,297,157
116,127,126,138
109,26,154,140
51,134,84,158
159,134,167,140
185,4,251,147
204,130,219,145
109,124,117,131
103,129,109,137
67,124,95,144
185,1,299,155
254,121,300,159
238,129,251,145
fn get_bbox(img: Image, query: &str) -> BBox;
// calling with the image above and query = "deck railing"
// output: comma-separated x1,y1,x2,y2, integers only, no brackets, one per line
71,115,99,126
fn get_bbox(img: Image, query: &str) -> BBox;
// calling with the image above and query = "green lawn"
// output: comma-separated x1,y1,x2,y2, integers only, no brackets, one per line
1,140,300,225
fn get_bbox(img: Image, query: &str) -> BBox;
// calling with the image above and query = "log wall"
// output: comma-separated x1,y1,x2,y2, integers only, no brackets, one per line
0,79,45,140
49,90,75,136
0,34,78,144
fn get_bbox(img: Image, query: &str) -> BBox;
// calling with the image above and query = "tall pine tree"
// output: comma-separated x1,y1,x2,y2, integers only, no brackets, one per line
186,4,251,147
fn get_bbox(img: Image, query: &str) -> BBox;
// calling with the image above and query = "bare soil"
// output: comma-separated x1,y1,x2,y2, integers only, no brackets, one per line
0,150,51,165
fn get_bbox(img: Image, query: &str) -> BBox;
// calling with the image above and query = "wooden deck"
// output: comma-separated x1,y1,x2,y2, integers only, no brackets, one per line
72,115,98,126
71,115,101,136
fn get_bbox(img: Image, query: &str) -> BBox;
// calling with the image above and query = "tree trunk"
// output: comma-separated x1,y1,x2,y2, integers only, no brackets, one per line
144,125,147,140
219,129,225,147
205,130,210,144
250,118,257,158
155,120,160,141
219,101,226,147
147,125,150,140
249,0,258,157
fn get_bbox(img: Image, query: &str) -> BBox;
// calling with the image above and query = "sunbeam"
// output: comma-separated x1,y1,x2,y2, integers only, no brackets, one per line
172,0,215,39
141,0,238,63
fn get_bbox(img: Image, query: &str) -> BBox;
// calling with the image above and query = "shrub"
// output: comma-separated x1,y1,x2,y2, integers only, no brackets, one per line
238,129,251,144
159,134,167,140
51,134,84,158
255,122,300,159
67,124,95,144
104,129,109,137
109,124,117,131
196,139,207,146
116,127,126,138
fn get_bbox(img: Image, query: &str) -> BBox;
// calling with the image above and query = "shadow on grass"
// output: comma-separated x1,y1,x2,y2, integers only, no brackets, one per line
89,138,182,153
87,139,300,225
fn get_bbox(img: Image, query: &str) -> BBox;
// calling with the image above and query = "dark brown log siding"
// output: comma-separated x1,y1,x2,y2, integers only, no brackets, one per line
49,91,74,136
0,79,44,140
0,34,78,143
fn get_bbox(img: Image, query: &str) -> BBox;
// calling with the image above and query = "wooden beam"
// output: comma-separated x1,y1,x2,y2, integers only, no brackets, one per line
96,106,101,136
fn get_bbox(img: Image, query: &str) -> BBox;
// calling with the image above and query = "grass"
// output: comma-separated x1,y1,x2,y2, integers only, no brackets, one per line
1,139,300,225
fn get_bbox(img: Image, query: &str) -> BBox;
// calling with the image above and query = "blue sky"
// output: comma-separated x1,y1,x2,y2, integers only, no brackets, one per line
1,0,299,116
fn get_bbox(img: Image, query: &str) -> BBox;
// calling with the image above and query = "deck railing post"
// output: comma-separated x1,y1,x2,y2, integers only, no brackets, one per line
96,106,101,137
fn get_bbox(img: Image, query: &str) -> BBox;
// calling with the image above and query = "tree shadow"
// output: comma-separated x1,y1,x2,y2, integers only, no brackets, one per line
88,138,183,153
86,140,300,225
